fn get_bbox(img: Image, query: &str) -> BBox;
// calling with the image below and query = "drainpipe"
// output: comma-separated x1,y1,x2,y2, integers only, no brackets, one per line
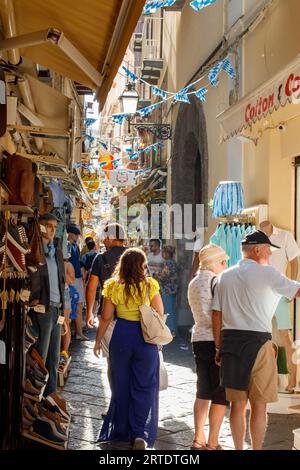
1,0,21,65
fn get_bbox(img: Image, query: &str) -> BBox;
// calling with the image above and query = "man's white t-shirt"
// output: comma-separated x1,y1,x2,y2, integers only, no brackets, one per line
269,226,300,274
147,252,164,276
193,238,204,253
212,259,300,333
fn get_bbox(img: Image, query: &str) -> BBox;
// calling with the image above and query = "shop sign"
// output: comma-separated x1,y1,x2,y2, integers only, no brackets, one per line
244,72,300,126
218,55,300,142
110,170,135,187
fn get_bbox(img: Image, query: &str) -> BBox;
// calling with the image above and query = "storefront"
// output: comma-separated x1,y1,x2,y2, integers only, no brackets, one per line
0,0,145,450
218,54,300,345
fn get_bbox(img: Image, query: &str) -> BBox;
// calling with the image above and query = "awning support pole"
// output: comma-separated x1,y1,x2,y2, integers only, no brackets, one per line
0,28,103,88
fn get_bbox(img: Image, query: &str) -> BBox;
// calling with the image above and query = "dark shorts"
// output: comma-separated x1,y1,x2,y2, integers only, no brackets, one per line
192,341,228,406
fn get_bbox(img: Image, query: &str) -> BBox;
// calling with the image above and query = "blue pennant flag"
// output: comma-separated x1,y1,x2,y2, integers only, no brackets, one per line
151,86,168,100
84,134,94,143
128,153,138,161
190,0,218,11
112,113,129,125
222,58,236,79
174,93,191,103
143,0,176,15
177,84,194,95
100,141,108,150
122,66,139,82
138,102,161,117
83,118,97,127
144,146,152,155
194,86,208,102
208,60,223,87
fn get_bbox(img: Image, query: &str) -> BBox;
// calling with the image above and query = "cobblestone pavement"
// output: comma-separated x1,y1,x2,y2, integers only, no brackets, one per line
65,328,300,451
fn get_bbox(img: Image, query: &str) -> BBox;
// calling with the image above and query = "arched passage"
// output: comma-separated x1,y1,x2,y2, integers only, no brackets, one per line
171,96,208,325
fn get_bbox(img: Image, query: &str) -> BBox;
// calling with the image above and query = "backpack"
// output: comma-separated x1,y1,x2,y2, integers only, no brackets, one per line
83,252,97,273
97,247,127,313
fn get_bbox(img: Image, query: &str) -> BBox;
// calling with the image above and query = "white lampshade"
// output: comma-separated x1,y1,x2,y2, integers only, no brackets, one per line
119,83,139,114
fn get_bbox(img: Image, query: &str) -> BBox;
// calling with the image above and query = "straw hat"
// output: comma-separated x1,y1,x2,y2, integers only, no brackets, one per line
199,244,229,269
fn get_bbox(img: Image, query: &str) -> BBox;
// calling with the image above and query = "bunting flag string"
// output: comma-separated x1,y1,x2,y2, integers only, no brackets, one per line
174,93,191,103
111,56,235,124
190,0,218,11
128,142,164,161
194,86,208,102
137,101,163,118
143,0,218,15
112,113,129,125
222,57,236,79
121,66,139,82
144,0,176,15
82,118,97,127
151,86,169,100
208,60,224,87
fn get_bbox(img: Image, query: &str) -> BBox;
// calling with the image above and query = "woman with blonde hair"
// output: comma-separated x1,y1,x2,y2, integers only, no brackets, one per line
94,248,164,450
188,244,229,450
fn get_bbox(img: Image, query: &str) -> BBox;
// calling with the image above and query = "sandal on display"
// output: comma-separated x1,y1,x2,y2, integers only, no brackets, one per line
190,440,207,450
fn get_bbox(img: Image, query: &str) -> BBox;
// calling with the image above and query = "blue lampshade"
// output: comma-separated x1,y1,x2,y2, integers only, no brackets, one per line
212,181,245,219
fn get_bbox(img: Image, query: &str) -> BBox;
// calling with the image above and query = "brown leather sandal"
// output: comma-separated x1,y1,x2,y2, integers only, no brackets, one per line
190,440,207,450
205,444,223,450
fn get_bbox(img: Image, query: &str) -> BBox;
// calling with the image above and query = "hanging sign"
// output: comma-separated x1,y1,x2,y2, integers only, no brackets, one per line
109,170,136,187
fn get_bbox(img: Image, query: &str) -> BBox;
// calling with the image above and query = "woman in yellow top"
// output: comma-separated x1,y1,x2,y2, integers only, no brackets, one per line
94,248,164,450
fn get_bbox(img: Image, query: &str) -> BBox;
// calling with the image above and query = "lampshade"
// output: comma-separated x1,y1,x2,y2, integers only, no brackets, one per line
119,83,139,114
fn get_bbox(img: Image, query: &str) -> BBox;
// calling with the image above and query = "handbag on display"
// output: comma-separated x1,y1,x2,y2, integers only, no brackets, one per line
139,283,173,346
159,350,168,391
3,152,35,206
25,215,46,267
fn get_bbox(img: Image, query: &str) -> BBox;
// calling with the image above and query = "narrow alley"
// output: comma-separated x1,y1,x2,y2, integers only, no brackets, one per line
65,329,299,451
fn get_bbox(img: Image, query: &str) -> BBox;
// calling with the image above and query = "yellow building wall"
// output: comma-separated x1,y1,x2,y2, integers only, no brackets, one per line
243,0,300,233
163,2,230,241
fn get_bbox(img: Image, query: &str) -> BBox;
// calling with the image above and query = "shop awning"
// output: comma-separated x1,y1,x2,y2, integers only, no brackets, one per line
112,169,167,207
21,74,71,164
0,0,145,109
217,54,300,142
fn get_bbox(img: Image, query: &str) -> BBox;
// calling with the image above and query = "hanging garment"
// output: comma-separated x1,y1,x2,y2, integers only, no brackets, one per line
209,223,255,267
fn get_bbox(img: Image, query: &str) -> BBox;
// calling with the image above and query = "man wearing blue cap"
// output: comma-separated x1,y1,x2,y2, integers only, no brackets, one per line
67,224,87,340
212,230,300,450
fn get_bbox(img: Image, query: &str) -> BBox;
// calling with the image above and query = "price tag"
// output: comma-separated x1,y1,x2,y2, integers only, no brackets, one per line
33,304,46,314
19,289,31,302
57,315,65,325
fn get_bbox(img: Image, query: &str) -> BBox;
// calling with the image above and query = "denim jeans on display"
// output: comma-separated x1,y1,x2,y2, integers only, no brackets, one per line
30,305,62,396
